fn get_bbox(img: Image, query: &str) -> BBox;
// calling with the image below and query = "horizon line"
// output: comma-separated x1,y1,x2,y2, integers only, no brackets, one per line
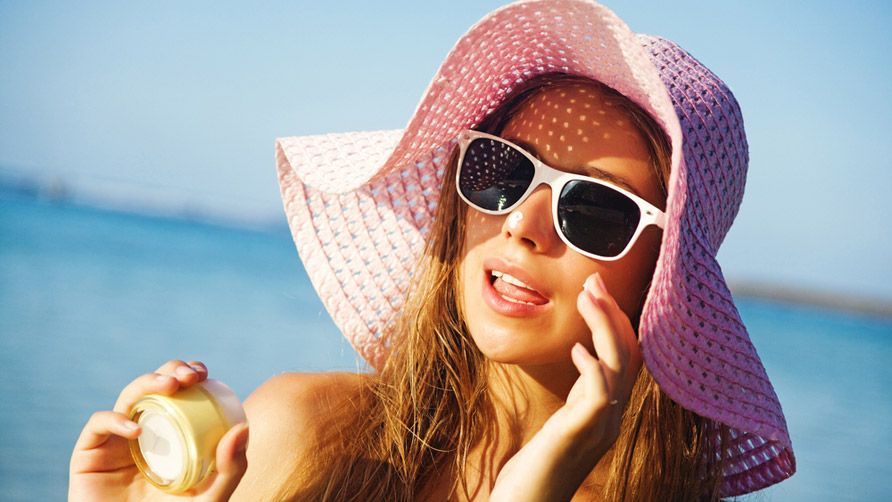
3,176,890,320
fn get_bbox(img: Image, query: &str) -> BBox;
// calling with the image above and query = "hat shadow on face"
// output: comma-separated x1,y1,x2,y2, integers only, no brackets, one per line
456,76,669,336
275,1,795,495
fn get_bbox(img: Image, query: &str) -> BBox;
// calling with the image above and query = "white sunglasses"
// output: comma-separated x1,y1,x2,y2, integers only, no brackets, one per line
455,130,666,261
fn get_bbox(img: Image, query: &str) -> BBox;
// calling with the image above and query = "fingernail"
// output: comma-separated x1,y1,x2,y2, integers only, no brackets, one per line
123,420,139,431
190,364,205,373
594,272,608,294
236,425,249,453
176,366,195,377
583,275,596,294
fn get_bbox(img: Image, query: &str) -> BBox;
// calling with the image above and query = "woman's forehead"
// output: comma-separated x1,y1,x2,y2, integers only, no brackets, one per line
502,83,644,158
500,82,656,195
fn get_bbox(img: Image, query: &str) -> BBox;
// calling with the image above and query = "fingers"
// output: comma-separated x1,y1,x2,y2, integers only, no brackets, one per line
570,343,610,407
195,423,250,501
113,360,208,414
71,411,141,475
74,411,140,452
590,278,644,372
156,359,209,385
577,273,641,397
578,275,625,368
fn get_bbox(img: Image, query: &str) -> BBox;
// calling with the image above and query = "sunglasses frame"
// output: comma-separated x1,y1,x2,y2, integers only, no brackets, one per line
455,129,667,261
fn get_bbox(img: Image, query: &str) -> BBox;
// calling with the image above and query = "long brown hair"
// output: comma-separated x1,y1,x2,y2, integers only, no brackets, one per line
281,74,730,501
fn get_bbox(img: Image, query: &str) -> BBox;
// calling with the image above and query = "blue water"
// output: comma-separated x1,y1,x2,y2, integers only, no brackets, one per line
1,194,890,501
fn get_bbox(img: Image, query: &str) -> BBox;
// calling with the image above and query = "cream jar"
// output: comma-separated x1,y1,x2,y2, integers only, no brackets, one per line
128,379,246,493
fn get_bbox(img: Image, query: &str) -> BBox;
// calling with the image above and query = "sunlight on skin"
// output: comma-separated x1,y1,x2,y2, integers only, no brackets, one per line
460,82,666,368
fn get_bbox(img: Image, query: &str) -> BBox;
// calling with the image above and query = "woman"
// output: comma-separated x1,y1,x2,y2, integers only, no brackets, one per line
69,1,796,500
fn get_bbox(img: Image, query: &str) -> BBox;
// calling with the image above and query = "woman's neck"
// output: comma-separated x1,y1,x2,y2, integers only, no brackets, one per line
486,359,579,443
421,359,612,500
471,360,611,497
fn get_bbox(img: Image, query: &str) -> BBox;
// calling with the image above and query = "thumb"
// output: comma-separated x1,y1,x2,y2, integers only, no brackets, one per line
198,422,249,501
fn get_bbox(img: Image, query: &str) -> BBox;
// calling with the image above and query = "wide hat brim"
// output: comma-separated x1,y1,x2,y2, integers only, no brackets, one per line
276,0,794,496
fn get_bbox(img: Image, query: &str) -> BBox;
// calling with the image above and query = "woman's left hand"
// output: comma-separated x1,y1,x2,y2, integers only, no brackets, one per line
489,272,643,502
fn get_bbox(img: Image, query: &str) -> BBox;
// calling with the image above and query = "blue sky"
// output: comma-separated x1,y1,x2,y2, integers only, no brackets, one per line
1,0,891,301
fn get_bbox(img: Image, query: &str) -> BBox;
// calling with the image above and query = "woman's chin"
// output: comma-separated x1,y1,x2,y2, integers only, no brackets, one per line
473,337,567,366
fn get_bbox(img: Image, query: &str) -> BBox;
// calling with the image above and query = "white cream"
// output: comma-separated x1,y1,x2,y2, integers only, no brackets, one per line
137,411,185,483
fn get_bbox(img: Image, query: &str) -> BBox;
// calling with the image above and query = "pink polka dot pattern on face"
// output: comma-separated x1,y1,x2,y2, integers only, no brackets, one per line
275,0,794,496
458,137,528,193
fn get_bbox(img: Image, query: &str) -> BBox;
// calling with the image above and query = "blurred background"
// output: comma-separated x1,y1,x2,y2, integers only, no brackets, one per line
1,1,890,500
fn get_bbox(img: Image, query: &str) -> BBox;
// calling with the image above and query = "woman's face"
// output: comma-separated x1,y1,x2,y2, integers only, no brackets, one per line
459,82,666,366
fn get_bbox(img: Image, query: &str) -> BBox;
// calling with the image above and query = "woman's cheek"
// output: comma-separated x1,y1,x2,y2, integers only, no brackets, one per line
603,227,663,322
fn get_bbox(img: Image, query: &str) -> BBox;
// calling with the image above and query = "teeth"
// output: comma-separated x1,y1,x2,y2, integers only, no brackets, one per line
491,270,538,292
499,294,536,305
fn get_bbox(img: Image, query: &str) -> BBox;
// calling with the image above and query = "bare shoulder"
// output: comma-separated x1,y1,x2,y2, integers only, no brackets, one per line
246,371,365,421
231,371,368,500
245,370,366,444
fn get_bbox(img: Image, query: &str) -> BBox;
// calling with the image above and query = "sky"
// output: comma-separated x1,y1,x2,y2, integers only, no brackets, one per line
1,0,891,302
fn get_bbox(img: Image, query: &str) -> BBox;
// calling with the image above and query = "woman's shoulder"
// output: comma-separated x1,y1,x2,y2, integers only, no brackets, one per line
248,371,366,404
231,371,368,499
245,371,367,436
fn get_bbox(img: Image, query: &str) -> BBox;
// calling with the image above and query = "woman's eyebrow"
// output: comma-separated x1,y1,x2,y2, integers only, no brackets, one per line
508,137,643,197
581,165,643,197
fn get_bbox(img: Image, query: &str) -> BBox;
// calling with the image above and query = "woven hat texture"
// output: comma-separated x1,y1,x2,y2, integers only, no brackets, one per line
275,0,794,496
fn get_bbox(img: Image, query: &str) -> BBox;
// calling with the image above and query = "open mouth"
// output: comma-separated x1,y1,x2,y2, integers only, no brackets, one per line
487,269,549,306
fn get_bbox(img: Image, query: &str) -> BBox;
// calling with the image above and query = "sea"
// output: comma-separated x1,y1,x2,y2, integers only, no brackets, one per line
1,193,890,501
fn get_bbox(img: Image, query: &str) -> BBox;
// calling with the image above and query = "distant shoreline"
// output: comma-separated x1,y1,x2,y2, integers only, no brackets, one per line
3,175,890,320
729,281,892,319
0,169,287,233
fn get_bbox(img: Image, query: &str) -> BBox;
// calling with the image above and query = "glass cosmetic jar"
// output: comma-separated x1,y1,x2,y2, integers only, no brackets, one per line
128,379,246,493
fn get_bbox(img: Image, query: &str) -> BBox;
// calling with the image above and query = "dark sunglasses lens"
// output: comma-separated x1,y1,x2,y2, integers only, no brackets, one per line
558,180,641,258
458,137,534,211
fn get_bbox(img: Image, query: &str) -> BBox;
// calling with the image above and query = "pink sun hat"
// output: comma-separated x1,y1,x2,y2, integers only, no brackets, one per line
275,0,795,496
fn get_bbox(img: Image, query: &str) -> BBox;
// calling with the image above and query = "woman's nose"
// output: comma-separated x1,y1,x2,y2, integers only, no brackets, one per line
502,185,561,254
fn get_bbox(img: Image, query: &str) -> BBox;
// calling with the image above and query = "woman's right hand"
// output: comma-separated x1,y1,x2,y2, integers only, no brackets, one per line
68,360,250,502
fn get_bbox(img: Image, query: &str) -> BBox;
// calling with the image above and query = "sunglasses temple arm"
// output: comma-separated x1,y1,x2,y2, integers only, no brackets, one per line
649,209,668,230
